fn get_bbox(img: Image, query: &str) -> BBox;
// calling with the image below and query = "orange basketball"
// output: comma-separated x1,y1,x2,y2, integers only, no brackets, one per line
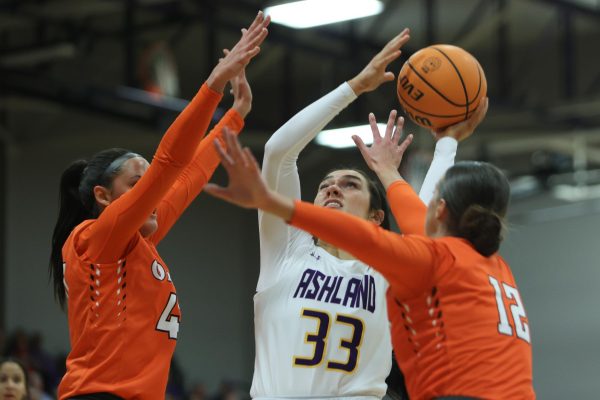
396,44,487,130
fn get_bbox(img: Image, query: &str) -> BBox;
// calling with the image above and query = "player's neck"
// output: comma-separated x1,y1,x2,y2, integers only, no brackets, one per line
317,240,355,260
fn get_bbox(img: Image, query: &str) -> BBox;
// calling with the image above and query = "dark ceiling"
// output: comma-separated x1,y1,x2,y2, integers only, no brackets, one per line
1,0,599,193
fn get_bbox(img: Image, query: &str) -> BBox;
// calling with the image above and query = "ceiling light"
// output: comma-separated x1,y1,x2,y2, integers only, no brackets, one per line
315,124,386,149
265,0,384,29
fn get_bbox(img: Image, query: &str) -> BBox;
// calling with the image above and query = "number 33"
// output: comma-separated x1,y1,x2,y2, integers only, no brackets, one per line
293,309,364,373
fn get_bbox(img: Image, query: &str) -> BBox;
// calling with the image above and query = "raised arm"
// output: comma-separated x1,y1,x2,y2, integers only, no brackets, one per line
352,110,427,234
205,129,435,298
79,12,270,263
354,98,488,234
149,109,245,245
149,66,251,245
258,28,410,290
290,201,435,298
419,97,489,204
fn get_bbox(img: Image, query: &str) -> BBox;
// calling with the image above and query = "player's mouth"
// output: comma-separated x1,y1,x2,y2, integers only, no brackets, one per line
324,199,343,209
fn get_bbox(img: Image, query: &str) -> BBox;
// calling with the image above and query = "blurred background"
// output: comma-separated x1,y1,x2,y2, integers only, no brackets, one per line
1,0,599,399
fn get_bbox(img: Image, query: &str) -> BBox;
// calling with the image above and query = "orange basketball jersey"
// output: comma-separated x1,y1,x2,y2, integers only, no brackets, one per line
289,181,535,400
58,84,243,399
60,227,179,399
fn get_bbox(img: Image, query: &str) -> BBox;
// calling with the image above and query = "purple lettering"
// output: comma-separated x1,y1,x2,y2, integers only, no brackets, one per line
317,276,337,302
293,269,316,298
331,277,343,304
355,275,369,309
306,270,326,300
343,278,361,307
368,275,376,313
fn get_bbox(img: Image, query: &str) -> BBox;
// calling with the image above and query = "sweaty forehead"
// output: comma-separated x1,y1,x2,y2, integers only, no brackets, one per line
322,169,366,183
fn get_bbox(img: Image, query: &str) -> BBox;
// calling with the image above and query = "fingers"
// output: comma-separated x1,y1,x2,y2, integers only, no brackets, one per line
368,113,382,142
397,133,414,154
352,135,372,166
243,17,269,45
213,136,234,168
471,97,489,126
204,183,230,201
461,96,488,134
384,110,397,140
246,45,262,60
246,11,265,34
380,50,402,67
391,116,405,144
383,71,395,82
222,128,245,164
384,28,410,51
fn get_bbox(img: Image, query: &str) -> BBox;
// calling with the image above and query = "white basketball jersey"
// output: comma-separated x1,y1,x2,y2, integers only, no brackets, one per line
252,80,455,399
251,231,392,399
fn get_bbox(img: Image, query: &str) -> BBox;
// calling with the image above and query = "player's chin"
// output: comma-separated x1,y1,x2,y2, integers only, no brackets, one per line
140,217,158,238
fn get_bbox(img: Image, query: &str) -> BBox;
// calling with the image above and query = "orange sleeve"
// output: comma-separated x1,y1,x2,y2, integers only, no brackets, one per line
387,180,428,235
149,109,245,244
290,200,436,298
78,83,223,263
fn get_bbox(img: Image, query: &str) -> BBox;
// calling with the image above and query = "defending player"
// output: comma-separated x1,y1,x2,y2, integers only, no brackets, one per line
48,13,269,400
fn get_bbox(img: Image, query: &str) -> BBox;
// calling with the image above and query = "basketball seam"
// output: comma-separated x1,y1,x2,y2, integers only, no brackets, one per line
432,47,469,119
397,92,471,118
406,62,466,108
403,59,481,109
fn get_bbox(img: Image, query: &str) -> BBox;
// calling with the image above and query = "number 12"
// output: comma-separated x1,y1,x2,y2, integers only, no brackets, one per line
489,276,531,343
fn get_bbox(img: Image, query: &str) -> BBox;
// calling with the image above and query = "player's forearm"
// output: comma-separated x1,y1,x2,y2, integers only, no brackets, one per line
264,83,357,162
260,190,295,222
374,167,404,190
419,136,457,204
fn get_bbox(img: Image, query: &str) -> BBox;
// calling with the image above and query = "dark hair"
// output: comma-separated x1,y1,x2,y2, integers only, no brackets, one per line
320,167,390,231
438,161,510,256
0,357,30,399
49,148,133,309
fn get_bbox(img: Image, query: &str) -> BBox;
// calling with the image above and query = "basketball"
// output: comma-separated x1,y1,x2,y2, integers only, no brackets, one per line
396,44,487,130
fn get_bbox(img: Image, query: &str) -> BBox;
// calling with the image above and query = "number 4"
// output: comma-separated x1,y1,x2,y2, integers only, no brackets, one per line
489,277,531,343
157,293,180,340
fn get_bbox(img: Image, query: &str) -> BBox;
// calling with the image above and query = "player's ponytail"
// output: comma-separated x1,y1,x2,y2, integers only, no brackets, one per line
50,160,90,308
438,161,510,257
49,148,132,308
457,204,503,256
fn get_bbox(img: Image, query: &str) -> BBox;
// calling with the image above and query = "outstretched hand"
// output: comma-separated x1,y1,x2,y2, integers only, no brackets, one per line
353,110,413,189
205,128,296,220
347,28,410,96
204,127,267,208
432,97,489,142
207,11,270,93
223,49,253,118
